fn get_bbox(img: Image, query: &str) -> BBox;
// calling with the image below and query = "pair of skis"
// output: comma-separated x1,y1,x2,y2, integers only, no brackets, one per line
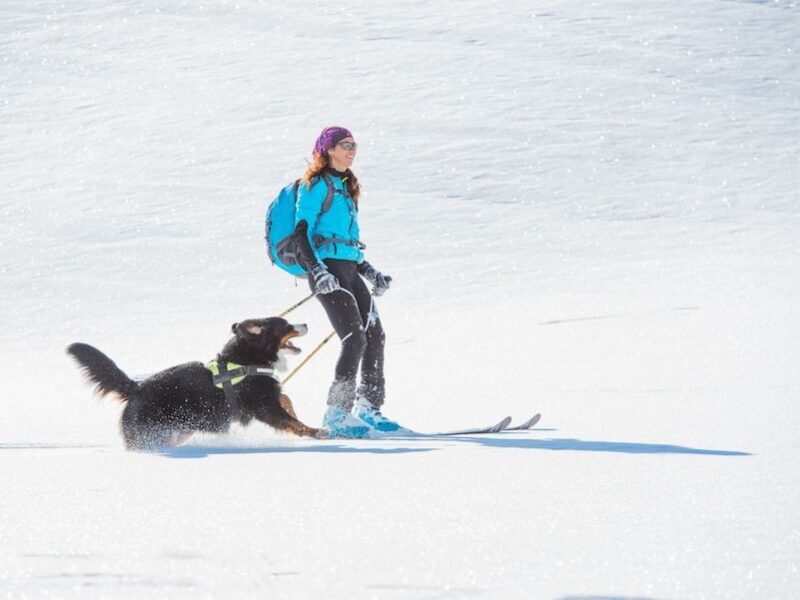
397,413,541,438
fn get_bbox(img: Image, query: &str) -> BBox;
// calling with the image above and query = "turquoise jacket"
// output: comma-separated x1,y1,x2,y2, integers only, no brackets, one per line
295,171,364,264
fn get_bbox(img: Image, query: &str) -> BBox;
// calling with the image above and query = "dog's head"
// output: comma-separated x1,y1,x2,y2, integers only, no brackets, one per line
223,317,308,368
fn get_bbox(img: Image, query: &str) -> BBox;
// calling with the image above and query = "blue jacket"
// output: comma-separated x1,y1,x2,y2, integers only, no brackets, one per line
295,171,364,264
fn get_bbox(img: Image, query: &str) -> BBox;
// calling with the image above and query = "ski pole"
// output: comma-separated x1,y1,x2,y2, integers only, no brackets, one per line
282,329,336,385
279,292,317,318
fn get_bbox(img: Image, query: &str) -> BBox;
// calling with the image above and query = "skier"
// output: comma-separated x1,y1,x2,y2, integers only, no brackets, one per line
291,126,403,438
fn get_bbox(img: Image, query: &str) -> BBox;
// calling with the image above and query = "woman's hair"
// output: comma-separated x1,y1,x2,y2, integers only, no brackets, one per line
301,152,361,204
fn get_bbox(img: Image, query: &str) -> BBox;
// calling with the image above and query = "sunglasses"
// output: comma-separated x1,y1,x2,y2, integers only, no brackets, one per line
337,141,358,151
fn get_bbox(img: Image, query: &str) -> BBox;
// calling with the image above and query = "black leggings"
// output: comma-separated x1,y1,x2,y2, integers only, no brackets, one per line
309,259,386,407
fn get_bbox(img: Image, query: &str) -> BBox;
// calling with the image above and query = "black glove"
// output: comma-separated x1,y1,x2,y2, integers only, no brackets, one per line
359,262,392,296
310,264,341,295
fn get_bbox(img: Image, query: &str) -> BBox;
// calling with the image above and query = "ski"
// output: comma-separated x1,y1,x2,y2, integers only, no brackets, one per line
503,413,542,432
391,416,512,438
377,414,541,439
432,415,512,436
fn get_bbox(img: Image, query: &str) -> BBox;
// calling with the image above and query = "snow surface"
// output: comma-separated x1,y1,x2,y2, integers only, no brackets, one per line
2,0,799,598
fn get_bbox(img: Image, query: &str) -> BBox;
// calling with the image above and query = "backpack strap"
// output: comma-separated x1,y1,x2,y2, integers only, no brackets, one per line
293,174,335,216
285,174,350,269
320,173,336,213
310,175,366,254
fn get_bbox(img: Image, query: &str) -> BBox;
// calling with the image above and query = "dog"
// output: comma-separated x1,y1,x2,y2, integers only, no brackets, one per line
67,317,326,450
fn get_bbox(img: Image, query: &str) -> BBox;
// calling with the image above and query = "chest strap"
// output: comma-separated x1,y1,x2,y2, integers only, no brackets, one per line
205,360,278,416
313,234,367,253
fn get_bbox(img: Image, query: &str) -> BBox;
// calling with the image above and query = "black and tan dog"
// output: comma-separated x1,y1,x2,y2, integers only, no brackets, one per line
67,317,325,449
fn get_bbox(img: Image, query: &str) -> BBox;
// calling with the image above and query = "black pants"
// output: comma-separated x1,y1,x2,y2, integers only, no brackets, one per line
309,259,386,408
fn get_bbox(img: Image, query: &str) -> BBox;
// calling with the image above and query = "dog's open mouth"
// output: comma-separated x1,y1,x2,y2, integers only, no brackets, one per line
279,325,307,355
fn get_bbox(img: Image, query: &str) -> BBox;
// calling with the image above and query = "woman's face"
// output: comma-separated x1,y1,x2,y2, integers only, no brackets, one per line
327,136,357,171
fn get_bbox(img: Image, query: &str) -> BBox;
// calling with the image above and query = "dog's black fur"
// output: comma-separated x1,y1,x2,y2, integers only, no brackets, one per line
67,317,323,450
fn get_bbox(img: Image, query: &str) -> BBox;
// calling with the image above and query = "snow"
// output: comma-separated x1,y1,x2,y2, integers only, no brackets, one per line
1,0,799,598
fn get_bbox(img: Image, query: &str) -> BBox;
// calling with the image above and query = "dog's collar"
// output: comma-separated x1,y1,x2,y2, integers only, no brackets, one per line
205,360,277,388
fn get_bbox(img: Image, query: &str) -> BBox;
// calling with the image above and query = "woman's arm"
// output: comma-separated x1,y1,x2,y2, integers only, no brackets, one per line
292,220,319,270
292,179,328,269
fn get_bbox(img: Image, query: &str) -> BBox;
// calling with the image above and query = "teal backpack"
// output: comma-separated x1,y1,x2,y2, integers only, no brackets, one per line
264,174,335,276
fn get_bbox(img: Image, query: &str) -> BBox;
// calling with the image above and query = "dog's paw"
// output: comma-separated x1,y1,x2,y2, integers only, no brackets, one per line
316,428,330,439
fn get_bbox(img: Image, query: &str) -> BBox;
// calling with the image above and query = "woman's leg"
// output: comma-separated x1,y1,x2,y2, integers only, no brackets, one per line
349,277,386,409
345,270,403,432
311,261,367,410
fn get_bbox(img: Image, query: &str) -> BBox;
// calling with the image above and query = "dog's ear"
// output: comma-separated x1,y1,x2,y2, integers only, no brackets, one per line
234,320,264,337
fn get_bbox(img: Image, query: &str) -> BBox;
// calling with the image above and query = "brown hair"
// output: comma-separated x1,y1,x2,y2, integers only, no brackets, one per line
301,152,361,204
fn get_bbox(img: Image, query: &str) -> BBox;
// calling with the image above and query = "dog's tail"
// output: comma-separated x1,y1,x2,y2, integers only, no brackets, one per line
66,343,139,402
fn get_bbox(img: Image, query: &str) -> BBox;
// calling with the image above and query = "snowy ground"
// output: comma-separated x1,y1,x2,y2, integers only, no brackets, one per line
1,1,799,598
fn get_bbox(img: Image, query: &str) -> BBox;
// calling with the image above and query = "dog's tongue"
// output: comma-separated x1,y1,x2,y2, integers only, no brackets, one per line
285,340,301,354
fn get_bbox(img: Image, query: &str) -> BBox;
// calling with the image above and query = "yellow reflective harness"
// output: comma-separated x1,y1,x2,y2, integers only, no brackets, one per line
205,360,278,414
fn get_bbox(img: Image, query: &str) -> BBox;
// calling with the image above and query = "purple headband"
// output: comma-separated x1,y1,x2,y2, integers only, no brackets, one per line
313,126,353,156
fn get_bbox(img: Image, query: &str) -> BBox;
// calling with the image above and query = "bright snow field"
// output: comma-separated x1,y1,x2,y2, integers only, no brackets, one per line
1,1,799,599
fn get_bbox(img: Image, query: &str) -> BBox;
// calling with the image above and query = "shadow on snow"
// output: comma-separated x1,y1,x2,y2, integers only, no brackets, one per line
434,433,750,456
157,433,750,458
559,596,670,600
0,435,750,458
157,444,435,459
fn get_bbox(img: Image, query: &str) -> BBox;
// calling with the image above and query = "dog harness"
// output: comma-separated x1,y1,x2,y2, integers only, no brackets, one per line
205,360,277,416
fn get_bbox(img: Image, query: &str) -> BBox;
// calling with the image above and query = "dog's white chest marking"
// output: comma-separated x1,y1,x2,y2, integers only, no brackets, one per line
276,350,289,373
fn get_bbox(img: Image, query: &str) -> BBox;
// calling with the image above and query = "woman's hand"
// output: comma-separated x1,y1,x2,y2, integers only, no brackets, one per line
310,264,341,295
371,271,392,296
360,262,392,296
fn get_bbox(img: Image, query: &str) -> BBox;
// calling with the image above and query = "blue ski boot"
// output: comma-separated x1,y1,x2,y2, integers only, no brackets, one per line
355,396,411,434
322,380,372,439
323,405,373,439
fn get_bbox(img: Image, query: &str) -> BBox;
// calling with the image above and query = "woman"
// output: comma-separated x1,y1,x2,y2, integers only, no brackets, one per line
291,126,403,438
